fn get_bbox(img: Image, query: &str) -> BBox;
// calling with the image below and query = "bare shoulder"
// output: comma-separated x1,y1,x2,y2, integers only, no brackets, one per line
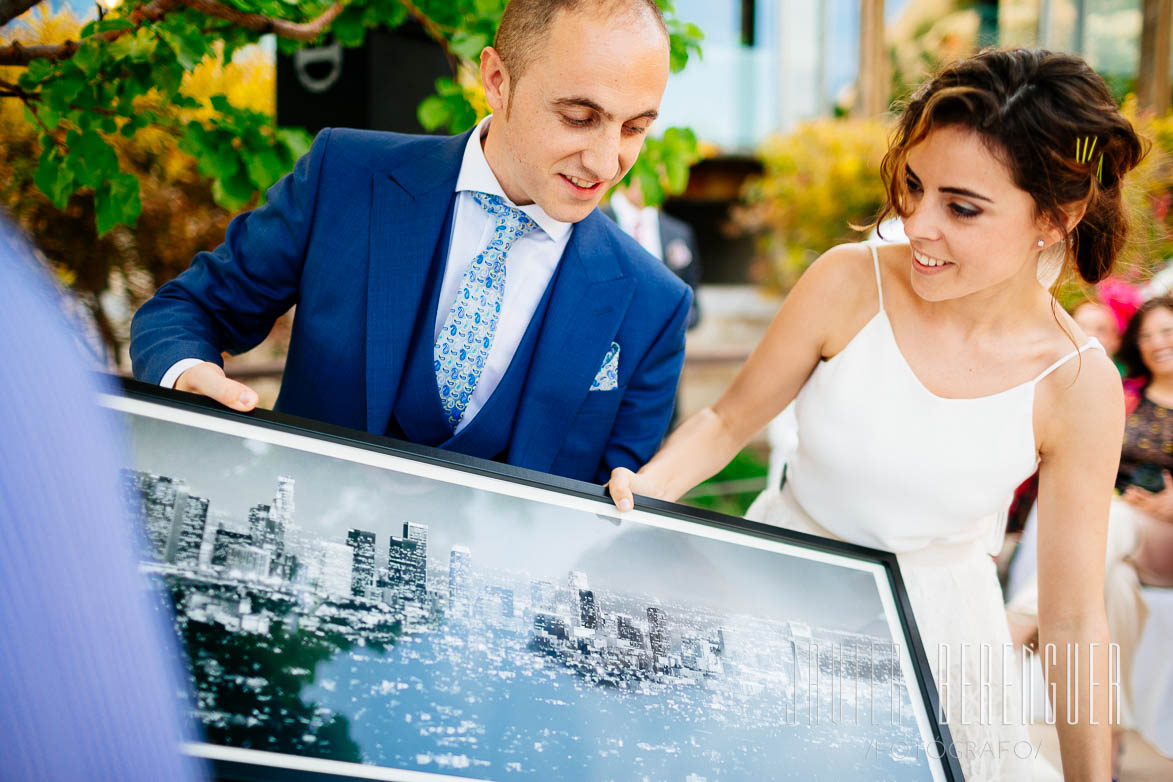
1035,342,1124,458
789,243,884,357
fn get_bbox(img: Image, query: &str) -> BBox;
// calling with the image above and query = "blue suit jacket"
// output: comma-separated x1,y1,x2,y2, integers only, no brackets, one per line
130,128,691,483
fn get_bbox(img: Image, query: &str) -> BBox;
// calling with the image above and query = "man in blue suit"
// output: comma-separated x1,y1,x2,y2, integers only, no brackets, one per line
131,0,690,484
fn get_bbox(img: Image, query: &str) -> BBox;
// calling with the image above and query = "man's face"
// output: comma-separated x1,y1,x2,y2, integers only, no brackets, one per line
481,7,670,223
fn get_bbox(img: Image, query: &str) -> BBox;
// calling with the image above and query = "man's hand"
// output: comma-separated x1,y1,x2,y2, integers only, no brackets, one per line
174,362,259,412
1121,469,1173,522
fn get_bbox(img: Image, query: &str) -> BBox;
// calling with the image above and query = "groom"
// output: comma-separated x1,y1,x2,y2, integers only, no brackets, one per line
130,0,691,484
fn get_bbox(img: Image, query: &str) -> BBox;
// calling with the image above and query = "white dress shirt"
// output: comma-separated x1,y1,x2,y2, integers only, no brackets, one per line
609,190,663,262
162,116,574,436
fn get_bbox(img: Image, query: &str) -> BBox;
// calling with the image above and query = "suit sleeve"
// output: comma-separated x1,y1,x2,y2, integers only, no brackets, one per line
129,128,333,384
594,285,692,483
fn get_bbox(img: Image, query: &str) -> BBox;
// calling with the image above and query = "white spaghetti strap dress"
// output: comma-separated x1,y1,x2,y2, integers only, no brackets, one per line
747,243,1102,780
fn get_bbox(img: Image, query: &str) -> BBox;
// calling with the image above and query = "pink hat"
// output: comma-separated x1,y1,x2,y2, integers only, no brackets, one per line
1095,276,1142,335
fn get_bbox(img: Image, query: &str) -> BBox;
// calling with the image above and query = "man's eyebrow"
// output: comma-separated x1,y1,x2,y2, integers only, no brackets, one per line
551,97,659,122
905,164,993,203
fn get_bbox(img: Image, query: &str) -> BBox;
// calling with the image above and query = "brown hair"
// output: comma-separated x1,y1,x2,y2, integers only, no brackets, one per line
1119,295,1173,382
876,48,1147,284
493,0,667,86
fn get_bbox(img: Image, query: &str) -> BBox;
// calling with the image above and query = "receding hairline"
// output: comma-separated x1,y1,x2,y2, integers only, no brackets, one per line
493,0,669,85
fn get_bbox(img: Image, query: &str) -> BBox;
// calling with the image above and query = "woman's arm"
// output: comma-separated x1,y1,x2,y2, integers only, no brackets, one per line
1035,348,1123,781
608,243,877,508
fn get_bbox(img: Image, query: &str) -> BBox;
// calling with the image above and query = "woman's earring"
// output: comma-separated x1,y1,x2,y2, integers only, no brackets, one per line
1036,239,1045,248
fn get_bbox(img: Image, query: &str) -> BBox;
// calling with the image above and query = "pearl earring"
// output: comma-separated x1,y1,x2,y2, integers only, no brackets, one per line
1036,239,1045,248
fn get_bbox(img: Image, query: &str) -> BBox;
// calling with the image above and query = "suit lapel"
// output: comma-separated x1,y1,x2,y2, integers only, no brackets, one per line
365,132,469,434
514,213,635,470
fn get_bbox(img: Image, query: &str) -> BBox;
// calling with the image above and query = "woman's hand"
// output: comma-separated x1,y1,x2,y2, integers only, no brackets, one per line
1121,469,1173,521
606,467,668,512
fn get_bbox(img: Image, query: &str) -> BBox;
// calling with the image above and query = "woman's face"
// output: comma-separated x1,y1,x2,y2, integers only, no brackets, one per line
1072,302,1122,355
900,124,1053,303
1137,306,1173,379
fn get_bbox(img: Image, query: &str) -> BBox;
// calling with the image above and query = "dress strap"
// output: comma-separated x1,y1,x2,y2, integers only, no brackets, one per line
868,243,885,312
1030,337,1105,385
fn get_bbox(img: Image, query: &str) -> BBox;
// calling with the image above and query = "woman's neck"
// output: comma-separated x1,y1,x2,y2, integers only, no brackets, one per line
1145,375,1173,406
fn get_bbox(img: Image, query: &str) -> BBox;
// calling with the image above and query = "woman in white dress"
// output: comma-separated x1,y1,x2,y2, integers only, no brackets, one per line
609,49,1145,780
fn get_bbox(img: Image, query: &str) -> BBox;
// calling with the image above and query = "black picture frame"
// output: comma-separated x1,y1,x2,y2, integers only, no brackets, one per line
105,376,963,782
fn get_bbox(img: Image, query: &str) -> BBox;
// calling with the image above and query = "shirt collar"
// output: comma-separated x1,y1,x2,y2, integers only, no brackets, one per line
455,115,573,242
609,189,657,227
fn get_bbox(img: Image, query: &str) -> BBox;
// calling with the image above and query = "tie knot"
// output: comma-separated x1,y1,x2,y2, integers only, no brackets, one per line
471,191,537,240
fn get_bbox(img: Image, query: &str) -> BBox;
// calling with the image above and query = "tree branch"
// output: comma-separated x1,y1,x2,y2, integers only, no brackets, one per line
178,0,343,42
398,0,459,74
0,0,341,66
1,0,44,28
0,0,179,65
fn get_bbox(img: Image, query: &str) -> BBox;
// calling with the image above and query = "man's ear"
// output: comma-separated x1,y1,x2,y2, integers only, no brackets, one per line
480,46,510,116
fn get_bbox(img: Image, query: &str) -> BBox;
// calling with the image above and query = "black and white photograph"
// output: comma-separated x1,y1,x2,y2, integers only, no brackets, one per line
104,390,954,782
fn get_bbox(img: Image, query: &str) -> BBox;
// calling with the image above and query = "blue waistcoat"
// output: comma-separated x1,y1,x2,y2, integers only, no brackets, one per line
386,195,559,462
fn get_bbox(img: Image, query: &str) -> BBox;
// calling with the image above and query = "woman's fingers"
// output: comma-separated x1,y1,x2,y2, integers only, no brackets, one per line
607,467,636,512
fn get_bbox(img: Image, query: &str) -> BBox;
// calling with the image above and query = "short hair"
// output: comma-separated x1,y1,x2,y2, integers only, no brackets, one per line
493,0,667,85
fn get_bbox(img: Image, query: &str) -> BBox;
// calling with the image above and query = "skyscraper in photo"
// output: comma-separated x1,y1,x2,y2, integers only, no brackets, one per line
212,527,250,567
617,614,645,647
647,606,669,658
318,541,353,597
346,529,377,598
386,527,428,607
272,475,294,529
126,471,177,562
578,588,599,630
173,495,210,567
530,580,555,611
567,570,588,625
448,545,472,619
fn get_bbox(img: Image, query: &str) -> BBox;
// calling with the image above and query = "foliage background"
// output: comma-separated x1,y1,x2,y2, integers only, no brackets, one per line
0,0,702,361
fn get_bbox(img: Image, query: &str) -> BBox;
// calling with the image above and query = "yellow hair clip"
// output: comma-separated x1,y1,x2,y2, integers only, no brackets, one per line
1076,136,1103,183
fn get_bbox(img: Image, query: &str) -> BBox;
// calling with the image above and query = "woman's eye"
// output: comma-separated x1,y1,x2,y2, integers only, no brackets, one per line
904,176,922,194
948,203,980,219
561,115,592,127
623,124,647,136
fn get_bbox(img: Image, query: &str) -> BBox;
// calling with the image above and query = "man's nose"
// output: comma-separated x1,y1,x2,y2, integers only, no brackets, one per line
580,129,622,182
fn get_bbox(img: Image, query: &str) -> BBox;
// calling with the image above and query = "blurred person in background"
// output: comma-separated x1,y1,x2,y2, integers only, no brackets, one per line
1103,298,1173,762
0,218,206,782
610,49,1146,779
603,178,702,330
1072,300,1123,357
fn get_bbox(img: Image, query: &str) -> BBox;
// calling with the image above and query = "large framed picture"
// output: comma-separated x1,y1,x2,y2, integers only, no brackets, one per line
104,378,963,781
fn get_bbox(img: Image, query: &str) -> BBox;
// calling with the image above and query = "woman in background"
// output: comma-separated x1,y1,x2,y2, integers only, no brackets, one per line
610,49,1145,780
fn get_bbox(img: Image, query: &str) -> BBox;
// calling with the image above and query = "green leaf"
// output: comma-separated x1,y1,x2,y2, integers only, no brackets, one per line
209,95,233,114
67,130,119,189
242,143,285,190
83,17,135,37
24,58,54,85
161,25,210,70
73,40,104,76
275,127,312,161
331,6,366,47
449,32,488,61
473,0,504,17
34,146,73,209
417,95,449,131
212,167,256,210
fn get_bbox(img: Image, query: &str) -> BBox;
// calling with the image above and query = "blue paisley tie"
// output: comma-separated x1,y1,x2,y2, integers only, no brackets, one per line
434,192,537,429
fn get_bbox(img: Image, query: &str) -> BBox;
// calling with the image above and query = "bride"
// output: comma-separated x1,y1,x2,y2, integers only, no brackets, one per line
609,48,1145,780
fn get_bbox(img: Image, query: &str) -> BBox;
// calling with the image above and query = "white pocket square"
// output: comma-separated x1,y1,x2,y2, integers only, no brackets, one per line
589,342,620,391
